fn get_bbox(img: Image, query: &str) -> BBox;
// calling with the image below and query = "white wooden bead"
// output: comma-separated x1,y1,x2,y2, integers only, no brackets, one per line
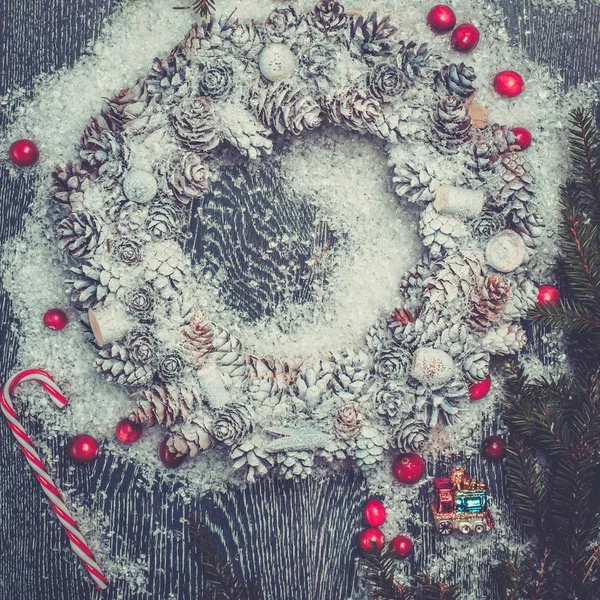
123,169,158,203
258,44,297,82
433,185,484,219
411,348,456,387
485,229,526,273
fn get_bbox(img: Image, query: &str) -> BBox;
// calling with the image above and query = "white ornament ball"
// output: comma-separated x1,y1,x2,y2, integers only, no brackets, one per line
485,229,526,273
411,348,456,387
123,169,158,203
258,44,297,82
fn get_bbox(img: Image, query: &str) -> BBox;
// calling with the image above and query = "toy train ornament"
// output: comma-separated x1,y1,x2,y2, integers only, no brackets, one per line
432,467,495,535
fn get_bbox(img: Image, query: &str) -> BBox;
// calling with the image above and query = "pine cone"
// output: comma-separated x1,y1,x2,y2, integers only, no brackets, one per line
296,360,333,406
498,151,535,209
145,242,187,294
199,64,234,100
508,209,543,249
168,414,216,458
470,210,505,240
156,351,185,383
366,322,392,354
126,285,157,321
414,379,467,427
311,0,348,34
65,262,121,309
218,104,273,159
397,41,430,79
334,404,362,440
373,345,412,378
105,82,151,129
80,117,129,180
395,417,429,452
299,41,337,83
230,21,264,60
113,237,143,265
463,351,490,383
51,162,93,207
247,356,300,388
212,404,253,446
129,383,201,427
354,425,387,466
58,212,104,259
375,381,413,426
212,328,248,384
146,202,179,240
275,450,314,480
181,20,234,63
126,329,157,365
264,6,304,42
367,63,406,101
350,13,397,60
481,324,527,355
420,203,468,256
401,314,469,358
434,63,476,99
96,341,155,387
471,124,516,173
255,83,322,136
183,315,213,364
167,151,209,204
231,438,276,482
503,279,538,321
331,351,371,402
393,161,440,204
171,96,220,151
468,274,511,333
145,50,190,104
431,96,472,153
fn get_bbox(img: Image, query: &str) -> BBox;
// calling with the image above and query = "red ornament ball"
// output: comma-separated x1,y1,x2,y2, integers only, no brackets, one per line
67,434,99,464
426,5,456,33
537,284,560,305
469,375,492,401
392,452,426,485
159,437,187,468
363,498,387,527
451,23,480,53
115,418,143,444
493,70,525,98
511,127,532,150
357,527,385,552
9,139,40,167
390,535,413,559
482,435,505,461
43,308,68,331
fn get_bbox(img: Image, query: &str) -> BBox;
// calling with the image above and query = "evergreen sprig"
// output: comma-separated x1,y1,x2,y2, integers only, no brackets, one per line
174,0,216,17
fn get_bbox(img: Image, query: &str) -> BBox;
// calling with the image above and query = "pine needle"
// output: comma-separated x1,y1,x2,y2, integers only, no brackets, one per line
174,0,216,17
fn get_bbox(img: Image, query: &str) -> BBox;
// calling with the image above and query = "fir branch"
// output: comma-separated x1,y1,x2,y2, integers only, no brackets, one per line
174,0,216,17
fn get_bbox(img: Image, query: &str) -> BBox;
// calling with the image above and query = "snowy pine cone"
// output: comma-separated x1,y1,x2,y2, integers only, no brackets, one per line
419,202,468,255
212,328,248,384
375,381,413,426
199,64,234,100
397,40,431,79
431,95,472,153
156,351,186,382
434,63,476,99
96,340,155,387
126,285,157,321
393,161,440,204
350,13,397,60
468,274,511,333
171,96,220,151
354,425,387,466
183,315,213,364
66,261,121,309
168,415,216,458
212,404,253,446
334,404,362,440
395,417,429,452
51,162,93,207
311,0,348,34
146,202,179,239
481,324,527,355
373,345,412,378
463,351,490,383
167,151,209,204
275,450,314,480
58,212,104,259
113,237,143,265
231,438,276,482
367,63,405,101
130,383,201,427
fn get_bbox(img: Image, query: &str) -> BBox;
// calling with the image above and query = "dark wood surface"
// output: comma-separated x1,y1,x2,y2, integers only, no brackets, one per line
1,1,599,598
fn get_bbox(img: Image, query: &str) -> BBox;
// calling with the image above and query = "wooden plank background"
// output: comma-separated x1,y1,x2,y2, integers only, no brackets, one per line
1,1,599,598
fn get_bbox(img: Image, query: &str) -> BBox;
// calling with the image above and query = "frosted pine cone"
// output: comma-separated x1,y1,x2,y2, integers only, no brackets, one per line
331,351,371,401
366,322,392,354
367,63,406,101
498,151,535,208
105,82,151,129
354,425,387,467
299,41,337,83
468,274,511,333
334,404,362,440
375,381,413,426
470,211,505,240
419,203,468,256
129,383,201,427
296,360,333,406
171,97,220,151
183,315,213,364
397,40,431,79
146,202,179,240
255,83,322,136
503,279,538,321
431,96,472,153
168,415,216,458
275,450,315,480
96,341,155,387
434,63,476,99
350,13,397,60
126,285,157,321
393,161,440,204
66,262,121,309
199,64,234,100
167,151,209,204
230,22,264,60
481,324,527,355
264,6,304,42
212,404,253,446
374,345,412,378
231,438,276,482
395,418,429,452
146,245,186,294
80,117,129,180
508,209,543,249
113,237,142,265
471,124,516,173
463,351,490,383
58,212,104,259
51,162,93,207
156,351,185,382
126,329,157,365
311,0,348,34
145,51,190,104
218,104,273,159
415,379,467,427
212,328,248,384
181,20,234,62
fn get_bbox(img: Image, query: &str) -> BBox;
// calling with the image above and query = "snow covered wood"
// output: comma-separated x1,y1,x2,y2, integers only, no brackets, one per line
88,304,134,347
433,184,485,218
485,229,526,272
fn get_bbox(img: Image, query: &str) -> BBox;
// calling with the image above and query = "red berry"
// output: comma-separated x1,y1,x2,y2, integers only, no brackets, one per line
357,527,385,552
67,434,100,464
482,435,505,461
43,308,68,331
392,452,426,485
537,284,560,305
426,5,456,33
390,535,413,559
115,418,143,444
493,70,525,98
363,498,386,527
511,127,532,150
9,139,39,167
469,375,492,401
159,437,187,468
451,23,480,53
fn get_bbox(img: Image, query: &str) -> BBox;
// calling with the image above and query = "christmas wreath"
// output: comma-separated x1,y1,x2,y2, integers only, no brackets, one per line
52,1,541,481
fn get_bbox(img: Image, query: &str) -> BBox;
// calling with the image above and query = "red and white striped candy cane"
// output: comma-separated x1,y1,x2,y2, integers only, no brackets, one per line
0,369,108,590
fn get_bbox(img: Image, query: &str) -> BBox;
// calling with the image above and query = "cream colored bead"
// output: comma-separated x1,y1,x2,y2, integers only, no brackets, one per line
258,44,297,82
122,169,158,203
411,348,456,387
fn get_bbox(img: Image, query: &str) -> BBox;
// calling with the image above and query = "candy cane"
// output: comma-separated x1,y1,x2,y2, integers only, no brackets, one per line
0,369,108,590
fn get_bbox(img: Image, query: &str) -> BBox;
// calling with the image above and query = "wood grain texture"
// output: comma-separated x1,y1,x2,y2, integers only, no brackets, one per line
1,0,599,598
